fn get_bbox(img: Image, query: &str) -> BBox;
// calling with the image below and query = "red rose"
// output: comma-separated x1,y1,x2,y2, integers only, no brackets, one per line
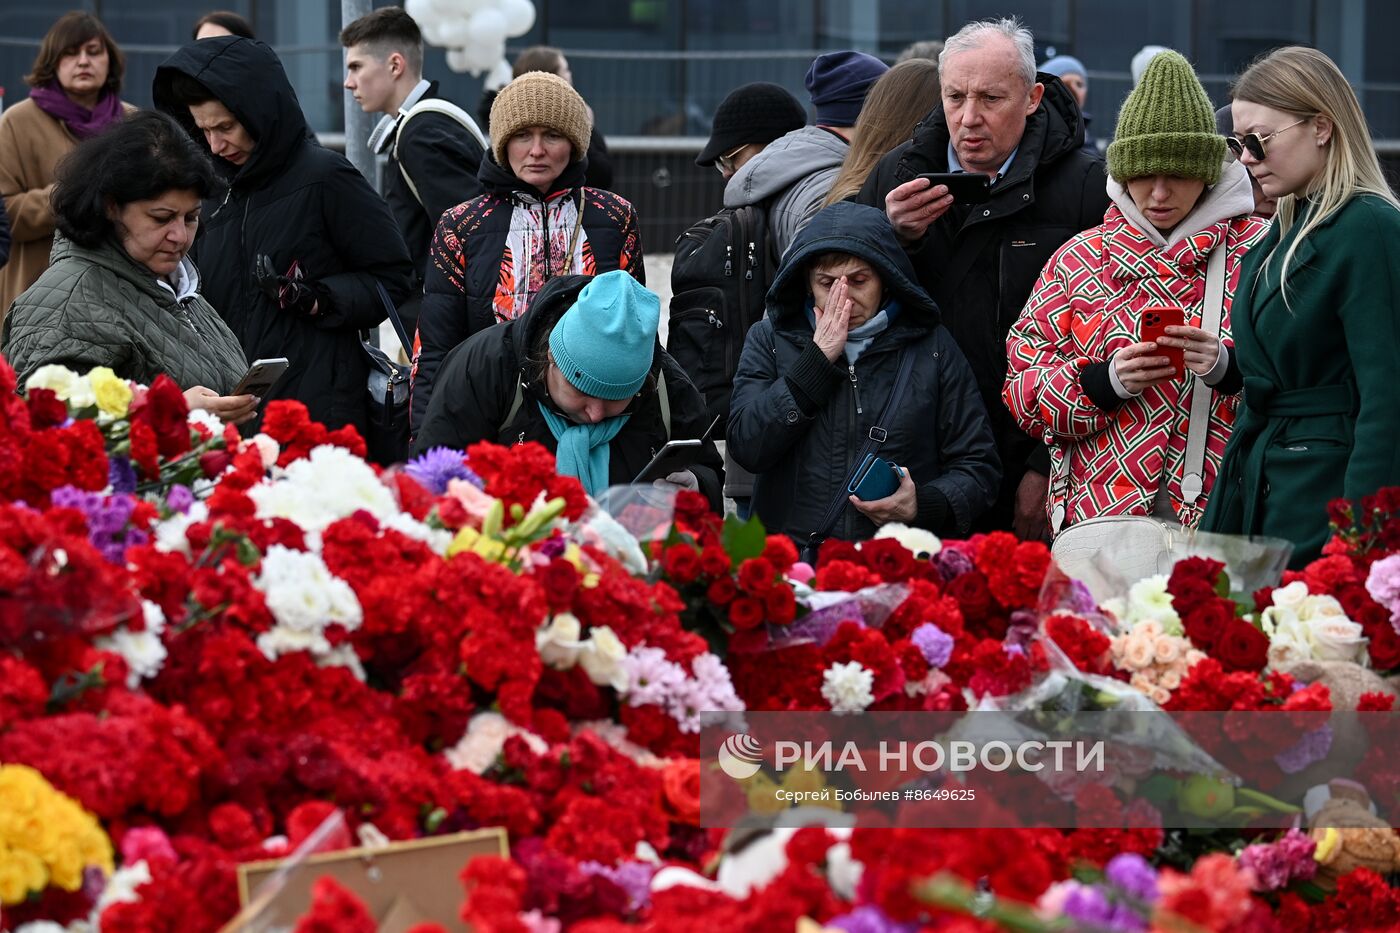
763,585,797,625
728,596,765,630
860,537,915,582
198,449,232,478
698,545,731,579
737,557,777,596
817,538,861,567
662,544,703,585
136,374,192,458
706,576,738,606
761,535,799,572
1214,619,1269,672
1181,598,1235,654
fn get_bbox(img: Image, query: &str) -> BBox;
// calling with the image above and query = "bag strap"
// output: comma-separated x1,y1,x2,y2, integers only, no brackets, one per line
392,99,489,209
807,348,917,552
1181,242,1227,505
374,282,414,354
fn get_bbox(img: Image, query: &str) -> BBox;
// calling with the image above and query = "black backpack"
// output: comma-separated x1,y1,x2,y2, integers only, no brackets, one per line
667,205,773,438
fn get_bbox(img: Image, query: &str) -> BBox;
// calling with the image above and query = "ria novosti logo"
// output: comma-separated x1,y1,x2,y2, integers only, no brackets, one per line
716,733,764,780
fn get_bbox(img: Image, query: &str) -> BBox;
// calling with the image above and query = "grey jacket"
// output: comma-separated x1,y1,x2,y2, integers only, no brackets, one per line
2,234,249,392
723,125,849,258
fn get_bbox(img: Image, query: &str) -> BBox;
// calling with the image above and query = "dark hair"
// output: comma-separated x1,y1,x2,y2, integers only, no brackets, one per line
513,46,566,79
163,70,220,108
26,12,125,95
192,11,255,40
52,111,220,249
340,6,423,75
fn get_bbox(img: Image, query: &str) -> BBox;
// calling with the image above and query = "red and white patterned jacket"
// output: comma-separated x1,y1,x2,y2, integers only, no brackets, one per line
1004,201,1269,529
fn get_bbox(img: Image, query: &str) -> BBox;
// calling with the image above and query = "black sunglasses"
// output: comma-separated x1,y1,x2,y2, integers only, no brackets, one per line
1226,117,1309,161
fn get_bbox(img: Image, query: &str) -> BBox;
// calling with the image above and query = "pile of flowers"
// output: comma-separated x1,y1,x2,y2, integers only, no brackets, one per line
2,356,1400,932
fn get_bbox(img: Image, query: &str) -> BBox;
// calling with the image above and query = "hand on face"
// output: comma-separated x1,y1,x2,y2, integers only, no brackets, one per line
812,275,852,363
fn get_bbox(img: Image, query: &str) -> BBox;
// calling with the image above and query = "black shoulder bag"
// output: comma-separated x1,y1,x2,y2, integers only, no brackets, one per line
800,348,918,564
361,283,413,465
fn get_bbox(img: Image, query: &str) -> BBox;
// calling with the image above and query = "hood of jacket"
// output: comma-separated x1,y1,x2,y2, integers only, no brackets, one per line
153,37,314,191
478,148,588,201
903,72,1086,186
766,201,940,326
1106,158,1257,249
724,125,848,207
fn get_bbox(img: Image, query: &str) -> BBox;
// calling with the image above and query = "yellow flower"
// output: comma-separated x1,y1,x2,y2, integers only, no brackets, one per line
0,844,49,906
780,759,828,796
744,772,787,815
446,526,507,563
89,366,133,418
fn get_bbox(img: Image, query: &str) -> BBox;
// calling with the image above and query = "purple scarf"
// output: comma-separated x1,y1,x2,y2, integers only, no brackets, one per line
29,82,124,140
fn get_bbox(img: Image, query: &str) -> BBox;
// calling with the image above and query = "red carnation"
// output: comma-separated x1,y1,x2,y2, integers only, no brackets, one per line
294,877,377,933
25,387,68,429
539,557,580,610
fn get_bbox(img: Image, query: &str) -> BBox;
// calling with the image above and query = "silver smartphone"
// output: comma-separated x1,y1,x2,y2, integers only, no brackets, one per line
232,357,289,397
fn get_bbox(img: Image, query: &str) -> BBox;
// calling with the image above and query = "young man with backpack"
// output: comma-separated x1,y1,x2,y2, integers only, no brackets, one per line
674,82,808,511
342,6,487,339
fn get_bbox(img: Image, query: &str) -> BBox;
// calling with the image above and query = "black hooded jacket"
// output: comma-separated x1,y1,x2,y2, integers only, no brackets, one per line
412,274,723,509
728,202,1000,544
153,37,414,434
857,73,1109,528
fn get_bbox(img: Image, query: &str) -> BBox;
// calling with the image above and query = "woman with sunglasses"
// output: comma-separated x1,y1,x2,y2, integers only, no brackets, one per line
1202,47,1400,566
1005,51,1270,533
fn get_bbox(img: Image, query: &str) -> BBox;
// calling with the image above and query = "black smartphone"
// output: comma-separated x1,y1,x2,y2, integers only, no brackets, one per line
916,172,992,204
632,415,721,484
232,357,289,397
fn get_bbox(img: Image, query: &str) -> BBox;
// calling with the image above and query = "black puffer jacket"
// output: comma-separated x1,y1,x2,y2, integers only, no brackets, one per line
728,202,1000,544
153,37,414,434
412,274,723,510
857,73,1108,528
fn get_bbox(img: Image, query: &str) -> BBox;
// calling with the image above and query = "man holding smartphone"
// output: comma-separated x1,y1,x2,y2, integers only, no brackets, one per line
859,17,1108,541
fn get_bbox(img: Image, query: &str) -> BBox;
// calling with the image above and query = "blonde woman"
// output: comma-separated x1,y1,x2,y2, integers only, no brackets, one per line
823,59,940,206
1202,47,1400,565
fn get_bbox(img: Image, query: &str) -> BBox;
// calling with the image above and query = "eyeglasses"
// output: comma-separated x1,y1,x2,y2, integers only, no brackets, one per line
1226,117,1309,161
715,143,748,175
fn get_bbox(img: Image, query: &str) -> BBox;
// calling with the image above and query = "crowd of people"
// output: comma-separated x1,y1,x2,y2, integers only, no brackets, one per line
1,9,1397,570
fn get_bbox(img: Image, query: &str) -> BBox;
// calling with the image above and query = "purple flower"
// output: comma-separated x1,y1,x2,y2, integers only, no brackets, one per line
166,484,195,514
1063,884,1149,932
932,547,975,581
50,486,146,564
827,905,920,933
910,623,953,668
1105,852,1159,904
404,446,481,496
577,860,655,912
108,456,138,495
1275,724,1333,774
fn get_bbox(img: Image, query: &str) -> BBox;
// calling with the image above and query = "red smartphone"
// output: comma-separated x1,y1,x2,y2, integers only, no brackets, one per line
1140,306,1185,376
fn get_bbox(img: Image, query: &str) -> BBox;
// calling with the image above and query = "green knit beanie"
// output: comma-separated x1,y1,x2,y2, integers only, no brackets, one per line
1107,50,1225,185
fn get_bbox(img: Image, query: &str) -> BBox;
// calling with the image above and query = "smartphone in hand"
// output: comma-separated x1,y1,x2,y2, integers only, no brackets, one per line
916,172,992,204
1140,307,1185,376
232,357,289,398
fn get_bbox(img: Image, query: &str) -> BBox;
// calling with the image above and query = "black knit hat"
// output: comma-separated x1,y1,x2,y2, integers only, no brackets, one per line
696,82,807,167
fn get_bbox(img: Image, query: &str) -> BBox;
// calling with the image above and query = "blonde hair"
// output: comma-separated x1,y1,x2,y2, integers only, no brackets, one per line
1231,46,1400,306
824,59,940,205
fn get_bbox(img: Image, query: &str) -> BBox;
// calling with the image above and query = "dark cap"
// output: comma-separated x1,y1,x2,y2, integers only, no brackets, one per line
697,82,808,167
805,50,889,127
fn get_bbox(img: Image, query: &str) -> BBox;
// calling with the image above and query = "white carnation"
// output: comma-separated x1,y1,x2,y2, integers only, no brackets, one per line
872,523,942,557
821,660,875,712
26,364,94,408
95,601,169,687
382,511,453,554
152,501,209,557
186,407,225,435
250,445,400,537
445,711,547,774
253,546,361,663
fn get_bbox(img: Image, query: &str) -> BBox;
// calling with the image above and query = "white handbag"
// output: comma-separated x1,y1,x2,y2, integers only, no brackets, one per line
1050,244,1227,588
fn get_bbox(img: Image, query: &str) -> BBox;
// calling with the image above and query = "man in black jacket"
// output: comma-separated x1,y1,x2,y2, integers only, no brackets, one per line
859,17,1109,541
154,37,414,435
342,7,486,339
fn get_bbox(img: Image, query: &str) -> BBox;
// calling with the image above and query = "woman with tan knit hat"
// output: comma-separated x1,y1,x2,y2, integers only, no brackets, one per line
1004,50,1270,534
411,70,644,435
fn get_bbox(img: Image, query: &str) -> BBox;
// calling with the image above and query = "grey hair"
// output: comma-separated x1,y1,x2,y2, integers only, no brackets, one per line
939,16,1037,88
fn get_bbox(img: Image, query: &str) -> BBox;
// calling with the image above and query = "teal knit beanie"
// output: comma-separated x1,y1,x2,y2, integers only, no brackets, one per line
1107,50,1225,185
549,270,659,400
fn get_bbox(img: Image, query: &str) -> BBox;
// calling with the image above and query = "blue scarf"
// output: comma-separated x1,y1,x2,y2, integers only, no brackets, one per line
803,297,902,364
538,402,630,496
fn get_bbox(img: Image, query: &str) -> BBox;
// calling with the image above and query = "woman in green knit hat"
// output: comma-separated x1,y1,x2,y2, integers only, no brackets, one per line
1004,50,1271,535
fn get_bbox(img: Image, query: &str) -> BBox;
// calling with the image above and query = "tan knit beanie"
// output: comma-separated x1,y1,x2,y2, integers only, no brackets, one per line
489,71,592,168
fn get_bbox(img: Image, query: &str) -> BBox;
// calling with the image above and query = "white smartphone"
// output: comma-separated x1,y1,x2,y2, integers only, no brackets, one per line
232,357,289,397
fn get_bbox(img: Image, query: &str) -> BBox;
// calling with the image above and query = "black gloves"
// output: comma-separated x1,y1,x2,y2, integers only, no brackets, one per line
254,255,320,317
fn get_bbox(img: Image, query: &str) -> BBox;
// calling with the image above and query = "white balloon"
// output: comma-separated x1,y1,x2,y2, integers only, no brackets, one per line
445,47,474,73
436,17,475,48
500,0,536,36
403,0,435,25
420,19,450,46
467,8,508,47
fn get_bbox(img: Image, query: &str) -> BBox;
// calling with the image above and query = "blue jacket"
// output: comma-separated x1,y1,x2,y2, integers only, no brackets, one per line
728,201,1000,543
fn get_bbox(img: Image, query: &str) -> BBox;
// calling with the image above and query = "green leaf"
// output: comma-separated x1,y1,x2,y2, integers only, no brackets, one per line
423,806,448,833
721,513,767,563
235,537,262,567
46,663,108,713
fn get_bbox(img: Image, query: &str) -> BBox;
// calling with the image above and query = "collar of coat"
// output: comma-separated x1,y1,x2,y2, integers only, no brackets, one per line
1100,206,1230,283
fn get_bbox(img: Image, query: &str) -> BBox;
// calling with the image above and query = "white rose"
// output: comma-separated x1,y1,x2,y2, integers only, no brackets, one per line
579,625,628,692
1267,630,1313,671
872,523,942,557
1271,580,1311,611
536,613,584,669
1260,604,1300,636
1305,595,1347,621
1307,616,1368,664
25,364,82,403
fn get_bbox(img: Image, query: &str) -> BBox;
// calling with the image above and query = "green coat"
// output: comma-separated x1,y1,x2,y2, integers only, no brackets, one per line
1,234,249,393
1203,194,1400,566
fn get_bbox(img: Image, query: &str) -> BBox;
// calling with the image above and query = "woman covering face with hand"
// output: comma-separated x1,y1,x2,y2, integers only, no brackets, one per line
2,112,256,425
1201,47,1400,566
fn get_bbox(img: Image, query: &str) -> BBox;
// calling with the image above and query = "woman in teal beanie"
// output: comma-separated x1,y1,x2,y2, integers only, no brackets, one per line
412,269,723,508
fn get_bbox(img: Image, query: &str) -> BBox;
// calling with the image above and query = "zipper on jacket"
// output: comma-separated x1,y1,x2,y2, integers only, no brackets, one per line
848,364,863,415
